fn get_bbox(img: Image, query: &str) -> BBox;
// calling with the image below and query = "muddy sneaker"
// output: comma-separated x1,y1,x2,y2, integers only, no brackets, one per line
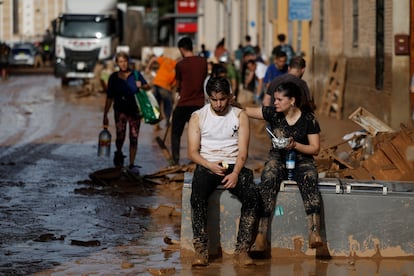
233,251,255,266
113,151,125,167
191,251,209,267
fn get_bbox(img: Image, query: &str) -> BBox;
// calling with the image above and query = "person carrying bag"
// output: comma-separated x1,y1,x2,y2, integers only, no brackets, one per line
134,71,161,125
102,52,151,173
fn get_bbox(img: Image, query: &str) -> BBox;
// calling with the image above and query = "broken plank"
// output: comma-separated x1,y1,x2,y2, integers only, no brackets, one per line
362,150,397,180
390,133,414,170
379,143,411,174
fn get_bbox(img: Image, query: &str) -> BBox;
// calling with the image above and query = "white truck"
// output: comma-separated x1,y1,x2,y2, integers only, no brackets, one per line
53,0,148,85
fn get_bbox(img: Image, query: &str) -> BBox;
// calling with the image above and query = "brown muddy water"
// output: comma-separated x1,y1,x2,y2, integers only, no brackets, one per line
0,75,413,275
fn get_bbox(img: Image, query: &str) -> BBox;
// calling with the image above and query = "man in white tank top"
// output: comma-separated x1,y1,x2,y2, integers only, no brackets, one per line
188,77,260,267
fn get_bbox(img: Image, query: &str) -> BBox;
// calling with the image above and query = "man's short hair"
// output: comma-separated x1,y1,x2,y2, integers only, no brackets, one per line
206,77,231,96
178,36,193,51
277,33,287,42
289,56,306,69
274,50,287,58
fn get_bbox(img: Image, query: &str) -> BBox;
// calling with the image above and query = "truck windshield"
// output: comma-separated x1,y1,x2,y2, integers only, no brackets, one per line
59,17,115,38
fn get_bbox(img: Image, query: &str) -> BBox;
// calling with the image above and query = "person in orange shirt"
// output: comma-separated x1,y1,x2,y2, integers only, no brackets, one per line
145,54,177,126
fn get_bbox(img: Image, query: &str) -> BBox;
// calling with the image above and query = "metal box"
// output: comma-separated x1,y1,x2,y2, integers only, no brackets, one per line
180,172,414,257
394,34,410,55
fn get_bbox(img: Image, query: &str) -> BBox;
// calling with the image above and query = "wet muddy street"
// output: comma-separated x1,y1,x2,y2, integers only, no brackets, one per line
0,74,182,275
1,74,414,275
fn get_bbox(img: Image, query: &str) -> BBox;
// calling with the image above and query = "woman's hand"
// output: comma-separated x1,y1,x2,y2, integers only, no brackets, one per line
286,137,296,150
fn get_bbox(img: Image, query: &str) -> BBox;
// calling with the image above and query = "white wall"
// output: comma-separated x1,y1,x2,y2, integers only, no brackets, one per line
22,0,35,39
196,0,273,60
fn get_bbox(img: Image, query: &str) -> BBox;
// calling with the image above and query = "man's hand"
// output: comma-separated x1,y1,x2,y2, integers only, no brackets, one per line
222,172,238,189
209,161,227,176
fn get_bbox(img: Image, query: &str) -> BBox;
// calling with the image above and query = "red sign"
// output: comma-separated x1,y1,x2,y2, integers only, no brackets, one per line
177,22,197,33
177,0,197,14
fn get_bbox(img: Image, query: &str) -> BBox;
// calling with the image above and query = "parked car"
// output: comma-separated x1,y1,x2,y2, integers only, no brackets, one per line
9,43,42,67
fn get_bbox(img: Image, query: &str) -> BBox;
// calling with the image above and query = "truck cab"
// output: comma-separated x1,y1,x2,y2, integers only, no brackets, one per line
54,12,118,85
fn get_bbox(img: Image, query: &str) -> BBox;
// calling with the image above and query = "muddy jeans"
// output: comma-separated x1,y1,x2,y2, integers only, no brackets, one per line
190,164,259,253
259,152,321,217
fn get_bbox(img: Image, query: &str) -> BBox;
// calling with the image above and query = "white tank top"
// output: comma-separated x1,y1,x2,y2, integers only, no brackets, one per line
195,104,241,164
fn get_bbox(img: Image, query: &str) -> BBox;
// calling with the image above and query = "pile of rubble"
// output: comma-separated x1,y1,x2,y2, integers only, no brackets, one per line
316,107,414,181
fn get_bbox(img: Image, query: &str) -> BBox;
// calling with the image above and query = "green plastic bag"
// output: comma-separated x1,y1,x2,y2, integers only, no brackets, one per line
134,90,161,124
133,71,161,125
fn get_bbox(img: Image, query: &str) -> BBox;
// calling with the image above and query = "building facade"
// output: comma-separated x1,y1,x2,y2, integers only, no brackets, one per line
309,0,412,128
196,0,311,63
0,0,64,43
195,0,412,128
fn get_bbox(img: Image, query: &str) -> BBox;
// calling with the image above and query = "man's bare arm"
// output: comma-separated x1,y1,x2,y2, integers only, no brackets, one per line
188,113,226,176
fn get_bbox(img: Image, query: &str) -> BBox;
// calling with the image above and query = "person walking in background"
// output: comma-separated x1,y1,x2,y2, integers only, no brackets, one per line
234,44,244,71
241,51,257,93
263,50,288,89
42,29,53,65
244,59,267,104
218,52,240,100
213,37,227,63
254,45,267,65
188,77,259,267
272,33,295,65
198,43,210,59
171,36,208,165
263,56,315,110
103,52,150,174
245,81,323,256
240,36,256,91
0,41,11,81
242,35,255,56
145,54,177,127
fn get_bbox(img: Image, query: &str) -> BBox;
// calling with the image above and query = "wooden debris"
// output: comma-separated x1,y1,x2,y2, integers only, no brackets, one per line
144,164,195,179
348,106,394,135
318,56,347,119
317,126,414,181
407,146,414,161
317,107,414,181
